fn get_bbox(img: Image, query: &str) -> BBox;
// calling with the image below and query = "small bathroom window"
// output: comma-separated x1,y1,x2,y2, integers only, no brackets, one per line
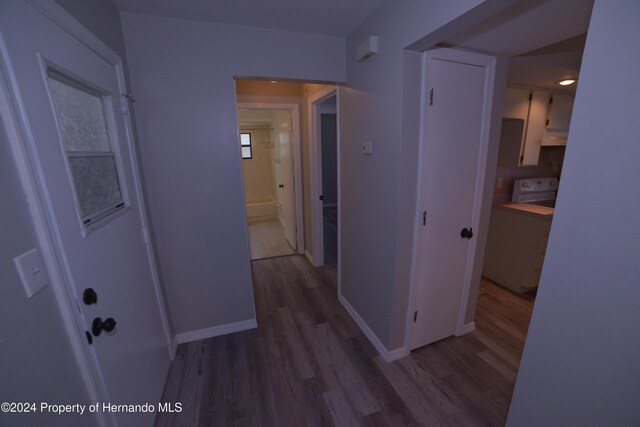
240,132,252,159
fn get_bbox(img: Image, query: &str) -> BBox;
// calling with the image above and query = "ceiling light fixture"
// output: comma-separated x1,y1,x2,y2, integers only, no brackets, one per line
557,79,577,86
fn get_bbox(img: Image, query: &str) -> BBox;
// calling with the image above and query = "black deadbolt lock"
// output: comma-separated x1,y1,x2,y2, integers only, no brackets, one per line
92,317,117,336
83,288,98,305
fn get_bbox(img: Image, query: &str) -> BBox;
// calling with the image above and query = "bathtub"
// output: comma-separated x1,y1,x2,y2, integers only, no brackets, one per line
246,200,278,222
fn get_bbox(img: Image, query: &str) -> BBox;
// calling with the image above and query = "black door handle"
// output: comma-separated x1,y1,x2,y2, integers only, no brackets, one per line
460,227,473,239
278,184,284,188
92,317,117,336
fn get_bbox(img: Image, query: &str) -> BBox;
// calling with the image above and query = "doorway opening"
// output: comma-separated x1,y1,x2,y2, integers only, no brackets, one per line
234,79,340,268
307,87,339,284
237,106,300,260
405,0,593,417
401,2,593,422
478,31,585,359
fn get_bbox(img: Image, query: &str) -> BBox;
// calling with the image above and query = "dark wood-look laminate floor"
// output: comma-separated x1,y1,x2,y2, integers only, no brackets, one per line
155,257,533,426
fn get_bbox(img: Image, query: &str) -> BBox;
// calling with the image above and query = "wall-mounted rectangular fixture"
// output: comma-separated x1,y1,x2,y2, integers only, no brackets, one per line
357,36,378,63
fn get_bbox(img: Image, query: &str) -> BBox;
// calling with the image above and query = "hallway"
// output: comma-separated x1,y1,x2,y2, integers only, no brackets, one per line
155,256,533,426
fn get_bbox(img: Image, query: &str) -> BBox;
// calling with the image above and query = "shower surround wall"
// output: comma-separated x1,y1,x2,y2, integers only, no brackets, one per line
240,125,277,222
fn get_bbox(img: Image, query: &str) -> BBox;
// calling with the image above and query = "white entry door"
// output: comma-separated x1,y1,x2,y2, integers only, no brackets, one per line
273,110,297,248
411,49,494,349
1,2,170,426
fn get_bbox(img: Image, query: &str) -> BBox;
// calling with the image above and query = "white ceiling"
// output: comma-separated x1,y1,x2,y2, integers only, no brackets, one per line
110,0,387,37
442,0,593,91
507,34,586,91
442,0,594,56
113,0,594,88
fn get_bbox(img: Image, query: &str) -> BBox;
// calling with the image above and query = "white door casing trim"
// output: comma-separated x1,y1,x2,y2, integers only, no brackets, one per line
407,48,496,350
0,3,173,425
237,102,304,254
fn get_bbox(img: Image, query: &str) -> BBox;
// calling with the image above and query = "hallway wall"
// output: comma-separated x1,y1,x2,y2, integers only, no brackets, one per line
341,0,503,350
121,14,345,335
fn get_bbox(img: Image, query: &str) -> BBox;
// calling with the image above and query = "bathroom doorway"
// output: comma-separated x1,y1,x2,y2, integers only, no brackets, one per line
238,106,301,260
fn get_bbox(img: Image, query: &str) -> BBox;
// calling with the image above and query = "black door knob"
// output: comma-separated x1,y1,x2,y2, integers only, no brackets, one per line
279,184,284,188
92,317,117,336
460,227,473,239
82,288,98,305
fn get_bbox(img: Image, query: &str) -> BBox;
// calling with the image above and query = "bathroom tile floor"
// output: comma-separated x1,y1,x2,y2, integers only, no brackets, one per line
247,220,296,260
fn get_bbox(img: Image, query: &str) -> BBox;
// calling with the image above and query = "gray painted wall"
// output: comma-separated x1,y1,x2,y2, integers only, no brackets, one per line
507,1,640,425
55,0,126,57
120,13,345,335
340,0,496,349
321,114,337,206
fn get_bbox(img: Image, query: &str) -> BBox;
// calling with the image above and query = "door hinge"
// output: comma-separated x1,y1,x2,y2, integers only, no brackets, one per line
319,195,324,201
429,88,434,106
422,210,427,226
413,311,418,322
121,92,134,115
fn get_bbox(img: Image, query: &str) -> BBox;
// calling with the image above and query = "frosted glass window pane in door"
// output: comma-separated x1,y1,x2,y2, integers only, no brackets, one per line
240,133,251,146
47,74,111,152
241,146,252,159
69,157,123,217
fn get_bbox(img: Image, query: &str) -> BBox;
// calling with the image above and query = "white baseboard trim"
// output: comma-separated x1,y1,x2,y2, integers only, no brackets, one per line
305,249,315,265
455,321,476,336
338,293,409,363
305,249,323,267
175,318,258,344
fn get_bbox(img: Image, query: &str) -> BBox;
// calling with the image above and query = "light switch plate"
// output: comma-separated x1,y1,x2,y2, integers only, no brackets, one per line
13,248,49,298
361,141,374,155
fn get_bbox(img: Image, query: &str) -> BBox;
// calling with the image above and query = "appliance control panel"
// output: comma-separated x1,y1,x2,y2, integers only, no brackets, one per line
517,178,558,192
512,177,559,204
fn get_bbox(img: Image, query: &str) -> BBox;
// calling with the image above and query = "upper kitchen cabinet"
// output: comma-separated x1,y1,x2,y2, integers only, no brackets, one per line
499,86,573,167
522,90,551,165
503,86,531,119
546,93,574,132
